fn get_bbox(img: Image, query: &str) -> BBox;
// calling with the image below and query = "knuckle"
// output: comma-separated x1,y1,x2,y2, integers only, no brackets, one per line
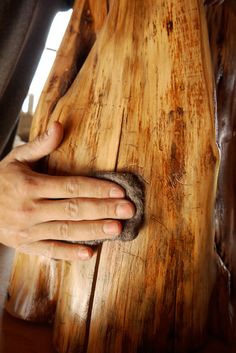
65,178,80,196
89,222,101,239
13,170,36,197
19,201,36,220
65,199,80,219
59,222,70,240
20,176,37,195
6,160,23,173
15,229,30,247
13,210,29,230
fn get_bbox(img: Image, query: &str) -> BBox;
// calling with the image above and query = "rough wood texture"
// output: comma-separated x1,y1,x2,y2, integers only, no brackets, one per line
6,1,227,352
6,0,108,325
0,245,234,353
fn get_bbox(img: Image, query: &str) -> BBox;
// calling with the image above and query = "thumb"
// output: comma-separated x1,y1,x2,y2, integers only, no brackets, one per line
12,122,64,163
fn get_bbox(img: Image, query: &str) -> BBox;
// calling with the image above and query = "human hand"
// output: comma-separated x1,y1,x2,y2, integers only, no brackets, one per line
0,122,135,261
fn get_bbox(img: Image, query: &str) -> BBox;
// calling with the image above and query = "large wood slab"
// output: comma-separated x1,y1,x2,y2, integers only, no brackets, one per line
5,1,230,352
6,0,108,328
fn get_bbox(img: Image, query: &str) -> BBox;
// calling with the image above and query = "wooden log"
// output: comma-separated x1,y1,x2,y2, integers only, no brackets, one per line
47,1,219,352
77,2,219,351
6,0,228,352
5,253,61,322
5,0,108,323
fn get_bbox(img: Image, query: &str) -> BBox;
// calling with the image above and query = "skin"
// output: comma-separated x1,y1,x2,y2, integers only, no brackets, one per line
0,122,135,261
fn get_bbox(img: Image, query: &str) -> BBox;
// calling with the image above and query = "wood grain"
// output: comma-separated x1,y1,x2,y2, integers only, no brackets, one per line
46,1,219,352
6,0,108,325
6,1,225,352
6,253,61,322
0,244,233,352
82,1,219,352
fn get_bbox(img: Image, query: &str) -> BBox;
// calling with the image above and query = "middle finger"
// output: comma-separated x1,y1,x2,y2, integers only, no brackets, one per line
34,198,135,223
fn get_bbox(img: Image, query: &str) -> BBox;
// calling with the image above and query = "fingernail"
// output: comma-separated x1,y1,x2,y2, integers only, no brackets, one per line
109,188,125,198
78,248,91,260
103,221,120,236
116,203,134,218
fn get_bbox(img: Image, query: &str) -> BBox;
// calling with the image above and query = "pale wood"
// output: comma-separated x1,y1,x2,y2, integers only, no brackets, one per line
6,0,108,324
52,1,221,351
0,245,54,353
6,253,61,322
69,1,218,351
30,0,108,138
53,256,98,352
50,0,219,352
0,245,233,352
6,0,228,352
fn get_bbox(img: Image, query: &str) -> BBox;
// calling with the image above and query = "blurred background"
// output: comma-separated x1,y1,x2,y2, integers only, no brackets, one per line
15,9,72,145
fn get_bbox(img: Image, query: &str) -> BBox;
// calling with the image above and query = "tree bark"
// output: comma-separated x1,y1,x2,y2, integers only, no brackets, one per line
6,1,226,352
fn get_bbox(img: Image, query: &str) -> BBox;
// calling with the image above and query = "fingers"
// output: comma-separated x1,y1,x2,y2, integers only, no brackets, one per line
32,174,125,199
10,122,63,163
35,198,135,223
26,220,122,243
18,240,94,261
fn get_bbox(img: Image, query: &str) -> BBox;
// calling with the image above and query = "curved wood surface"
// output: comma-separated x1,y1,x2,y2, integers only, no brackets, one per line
6,0,108,325
6,1,229,352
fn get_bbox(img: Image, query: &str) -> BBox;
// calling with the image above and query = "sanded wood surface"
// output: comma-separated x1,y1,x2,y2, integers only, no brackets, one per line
0,244,233,353
5,1,232,353
6,0,108,326
0,245,55,353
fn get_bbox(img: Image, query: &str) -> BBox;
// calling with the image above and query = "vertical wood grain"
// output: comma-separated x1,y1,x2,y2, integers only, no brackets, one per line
84,1,219,352
6,253,61,322
6,0,108,325
6,1,224,352
45,0,219,352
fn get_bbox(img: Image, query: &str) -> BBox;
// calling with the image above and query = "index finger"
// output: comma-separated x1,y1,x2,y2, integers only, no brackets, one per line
33,174,125,199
